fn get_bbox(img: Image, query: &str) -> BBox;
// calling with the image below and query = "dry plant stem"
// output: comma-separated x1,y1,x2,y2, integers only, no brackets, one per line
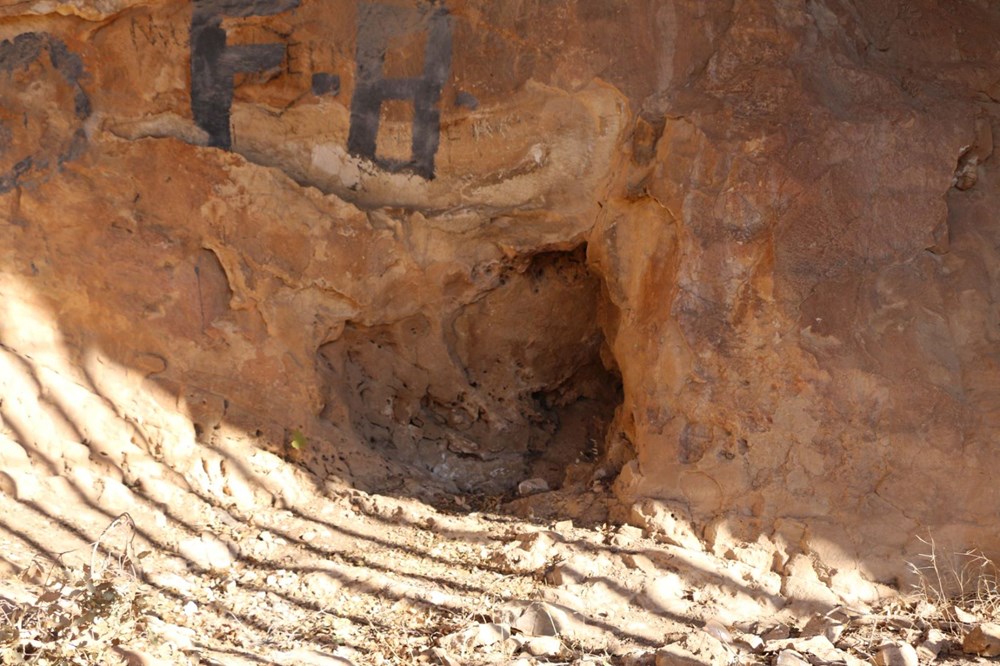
88,512,139,590
906,532,1000,650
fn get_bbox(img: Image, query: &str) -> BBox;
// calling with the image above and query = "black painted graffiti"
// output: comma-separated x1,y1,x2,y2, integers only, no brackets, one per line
190,0,300,150
348,2,452,179
189,1,453,179
0,3,457,192
0,32,91,193
311,72,340,97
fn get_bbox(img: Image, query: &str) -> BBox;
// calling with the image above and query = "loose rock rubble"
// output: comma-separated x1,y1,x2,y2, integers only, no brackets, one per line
4,425,1000,665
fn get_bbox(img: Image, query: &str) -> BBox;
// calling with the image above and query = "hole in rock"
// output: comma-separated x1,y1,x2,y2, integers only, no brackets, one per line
317,244,623,502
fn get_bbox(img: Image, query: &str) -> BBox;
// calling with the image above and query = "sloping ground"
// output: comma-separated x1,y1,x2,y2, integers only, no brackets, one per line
0,332,994,665
0,331,746,664
0,315,756,665
0,440,995,666
0,433,885,666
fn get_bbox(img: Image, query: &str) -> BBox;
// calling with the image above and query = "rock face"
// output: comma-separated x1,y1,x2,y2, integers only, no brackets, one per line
2,0,1000,583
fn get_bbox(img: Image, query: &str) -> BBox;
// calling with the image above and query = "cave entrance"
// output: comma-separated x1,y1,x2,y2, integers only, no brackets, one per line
318,244,623,503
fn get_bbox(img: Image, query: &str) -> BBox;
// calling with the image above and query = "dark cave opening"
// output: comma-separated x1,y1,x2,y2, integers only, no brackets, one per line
317,244,624,500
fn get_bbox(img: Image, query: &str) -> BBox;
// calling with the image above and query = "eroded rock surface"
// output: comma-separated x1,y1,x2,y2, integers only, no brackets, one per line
2,0,1000,591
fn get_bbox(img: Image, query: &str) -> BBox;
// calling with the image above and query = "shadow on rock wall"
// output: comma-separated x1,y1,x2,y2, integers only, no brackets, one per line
4,0,1000,613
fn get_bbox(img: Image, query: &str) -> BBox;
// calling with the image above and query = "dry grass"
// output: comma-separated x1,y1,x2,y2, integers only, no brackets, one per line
14,512,1000,664
0,514,147,665
908,534,1000,632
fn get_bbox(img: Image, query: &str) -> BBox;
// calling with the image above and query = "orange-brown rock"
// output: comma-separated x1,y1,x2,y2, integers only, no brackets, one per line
3,0,1000,588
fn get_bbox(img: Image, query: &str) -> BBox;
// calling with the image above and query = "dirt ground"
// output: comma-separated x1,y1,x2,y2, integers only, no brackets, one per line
0,416,995,666
0,334,993,666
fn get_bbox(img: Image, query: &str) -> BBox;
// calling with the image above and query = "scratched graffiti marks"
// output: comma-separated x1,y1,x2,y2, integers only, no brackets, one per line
348,2,452,179
0,33,91,193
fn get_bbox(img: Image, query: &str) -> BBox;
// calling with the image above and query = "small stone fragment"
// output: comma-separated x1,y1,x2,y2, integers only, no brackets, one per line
473,623,510,647
424,647,462,666
611,524,644,547
703,618,733,644
954,606,979,623
917,628,947,662
178,533,235,571
518,478,550,496
737,632,764,651
762,623,791,641
0,471,15,497
437,623,511,651
964,622,1000,657
503,635,525,653
512,602,560,637
913,600,938,619
874,641,919,666
553,519,573,533
765,635,848,664
774,650,809,666
636,573,687,612
800,613,845,642
523,635,564,657
506,601,599,642
498,531,559,572
144,615,196,651
621,552,657,574
654,645,702,666
621,651,656,666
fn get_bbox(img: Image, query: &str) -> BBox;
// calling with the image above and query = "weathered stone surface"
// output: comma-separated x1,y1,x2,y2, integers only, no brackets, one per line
594,0,1000,581
653,645,703,666
964,622,1000,657
874,641,919,666
635,573,687,615
3,0,1000,590
522,635,564,658
0,0,630,501
917,628,948,662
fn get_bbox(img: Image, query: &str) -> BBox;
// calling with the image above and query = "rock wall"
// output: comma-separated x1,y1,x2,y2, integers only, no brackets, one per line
596,1,1000,586
2,0,1000,586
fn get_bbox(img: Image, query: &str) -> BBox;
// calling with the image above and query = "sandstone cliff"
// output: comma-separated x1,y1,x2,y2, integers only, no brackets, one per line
2,0,999,597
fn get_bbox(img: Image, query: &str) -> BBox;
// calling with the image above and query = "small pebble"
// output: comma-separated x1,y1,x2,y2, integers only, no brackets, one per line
517,478,550,496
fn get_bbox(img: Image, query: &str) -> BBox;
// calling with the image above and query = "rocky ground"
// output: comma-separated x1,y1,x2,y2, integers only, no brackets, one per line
1,431,999,666
0,309,995,665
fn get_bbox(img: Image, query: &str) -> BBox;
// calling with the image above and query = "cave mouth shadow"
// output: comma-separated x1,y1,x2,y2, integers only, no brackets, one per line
316,242,627,512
